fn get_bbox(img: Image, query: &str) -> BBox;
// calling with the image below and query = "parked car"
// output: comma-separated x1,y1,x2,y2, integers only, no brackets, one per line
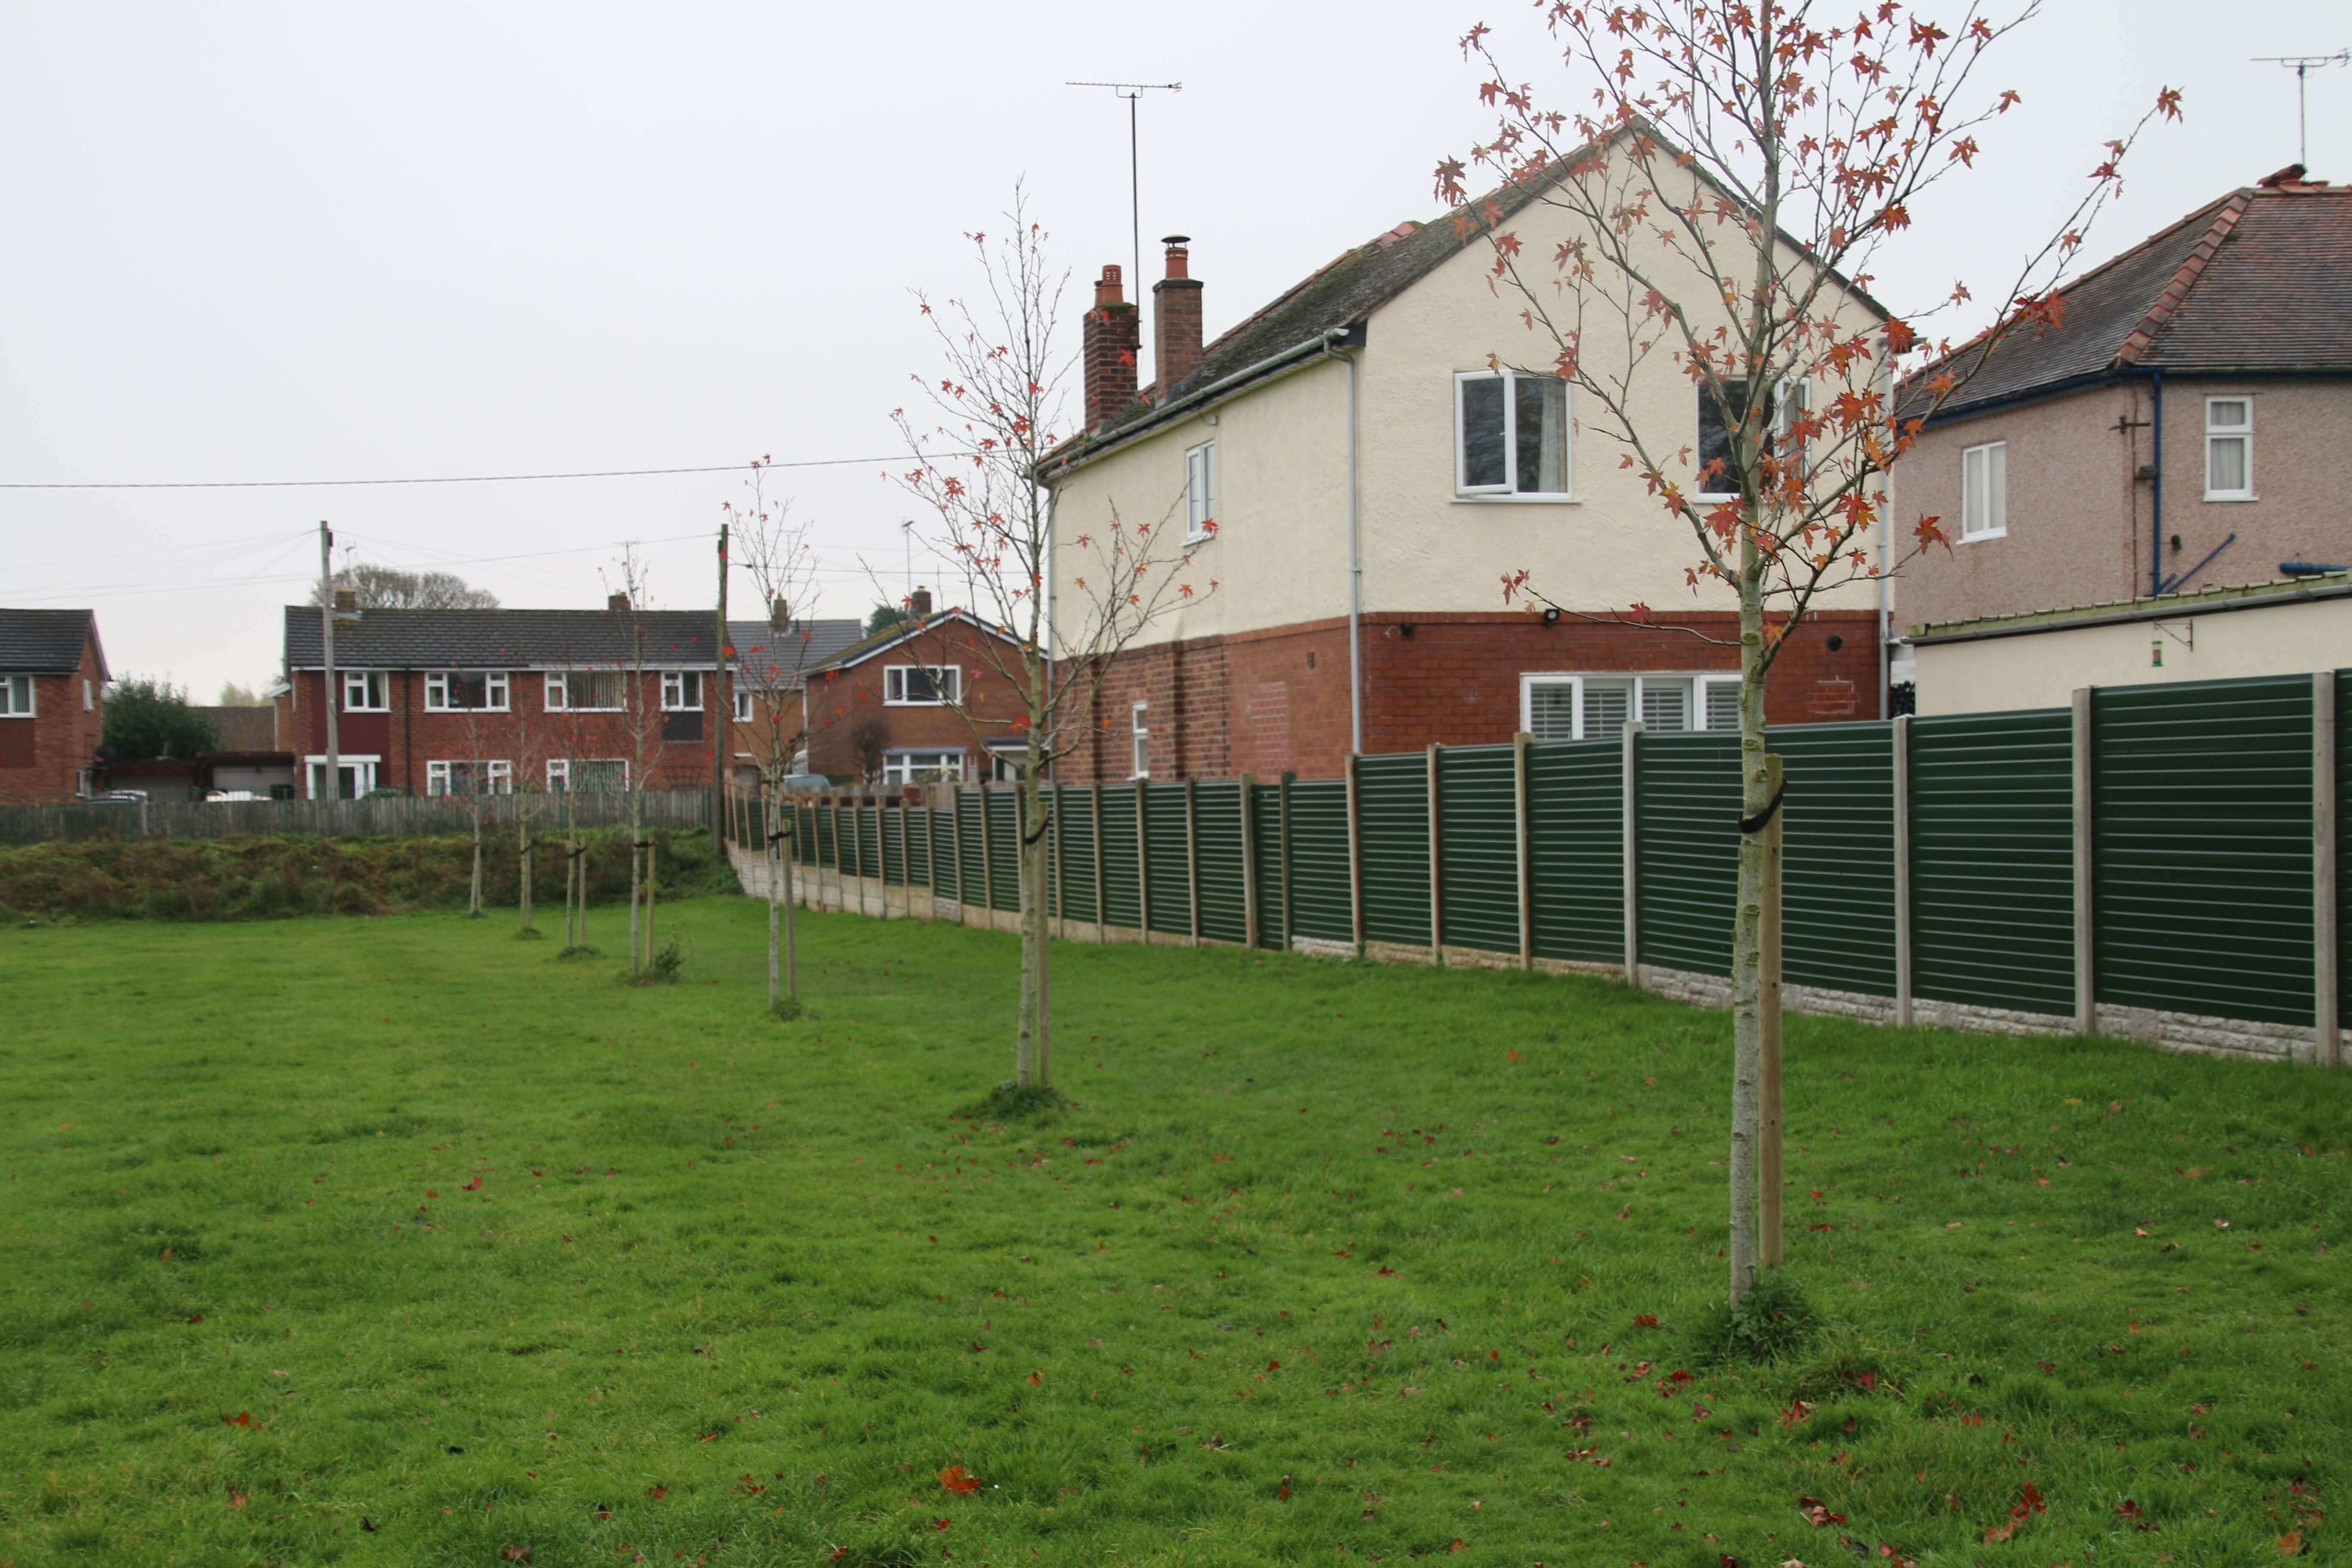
205,790,263,803
87,790,148,804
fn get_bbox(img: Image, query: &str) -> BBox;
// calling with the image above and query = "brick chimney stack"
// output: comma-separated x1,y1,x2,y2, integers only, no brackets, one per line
332,586,358,615
909,586,933,617
769,596,790,632
1153,235,1204,392
607,591,631,612
1082,264,1139,432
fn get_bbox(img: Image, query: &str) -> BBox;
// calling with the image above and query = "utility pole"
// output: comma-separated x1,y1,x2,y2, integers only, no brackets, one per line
318,521,339,801
1066,80,1182,358
713,522,730,810
2255,50,2349,165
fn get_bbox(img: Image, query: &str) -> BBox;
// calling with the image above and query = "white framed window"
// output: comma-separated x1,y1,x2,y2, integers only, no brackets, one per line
547,757,628,793
1960,440,2006,541
0,674,34,717
1774,377,1813,481
883,748,966,784
545,669,625,711
1455,369,1571,497
341,670,388,712
304,755,380,799
423,671,508,711
1185,441,1216,539
1130,701,1150,779
83,678,95,712
2204,396,2254,500
1697,379,1773,499
1521,673,1743,741
732,687,753,723
986,738,1032,781
426,759,513,797
661,671,704,711
883,665,960,706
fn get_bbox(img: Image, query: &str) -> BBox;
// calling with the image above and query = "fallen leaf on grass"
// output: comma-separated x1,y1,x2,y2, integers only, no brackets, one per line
2279,1531,2305,1556
500,1548,533,1563
645,1485,666,1500
1981,1481,2046,1543
939,1464,982,1496
224,1412,252,1427
1798,1496,1844,1526
228,1489,247,1510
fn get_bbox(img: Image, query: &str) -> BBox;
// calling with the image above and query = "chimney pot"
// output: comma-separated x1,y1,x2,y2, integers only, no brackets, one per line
1154,233,1206,393
1082,264,1141,432
909,586,934,617
332,587,358,614
607,591,631,612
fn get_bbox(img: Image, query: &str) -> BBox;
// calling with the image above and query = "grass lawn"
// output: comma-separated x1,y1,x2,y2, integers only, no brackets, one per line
2,898,2346,1567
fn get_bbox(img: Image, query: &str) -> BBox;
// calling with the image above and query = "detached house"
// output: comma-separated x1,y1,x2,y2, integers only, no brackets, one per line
0,608,107,802
795,590,1033,783
1040,128,1889,781
277,593,723,798
723,602,863,784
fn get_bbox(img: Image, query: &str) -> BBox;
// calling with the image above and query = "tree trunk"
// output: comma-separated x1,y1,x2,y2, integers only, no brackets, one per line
783,814,798,1000
628,796,644,977
1015,767,1044,1089
646,836,658,964
765,785,783,1009
518,818,534,934
469,812,484,917
1728,556,1769,1306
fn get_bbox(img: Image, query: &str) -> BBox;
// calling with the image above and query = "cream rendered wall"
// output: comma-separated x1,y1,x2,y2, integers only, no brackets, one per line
1913,595,2352,716
1049,356,1349,653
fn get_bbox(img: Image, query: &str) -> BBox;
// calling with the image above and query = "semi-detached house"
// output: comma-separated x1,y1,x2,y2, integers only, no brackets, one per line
0,608,108,803
1040,126,1890,783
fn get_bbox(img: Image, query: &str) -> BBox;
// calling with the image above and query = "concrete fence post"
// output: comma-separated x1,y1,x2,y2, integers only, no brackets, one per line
1185,777,1202,947
1239,773,1259,951
1622,718,1645,988
1893,713,1914,1028
1092,781,1108,943
1427,742,1444,966
2317,671,2340,1068
2072,687,2096,1035
1135,783,1152,945
1514,730,1533,971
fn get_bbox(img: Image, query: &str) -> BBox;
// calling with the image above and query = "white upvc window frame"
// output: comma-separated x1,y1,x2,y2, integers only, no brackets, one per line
660,670,704,711
426,758,514,797
423,670,509,712
546,756,629,793
1453,368,1575,500
882,664,961,706
303,754,380,799
0,674,34,717
2203,395,2254,501
544,669,625,712
882,747,967,784
1774,374,1813,481
1130,701,1150,779
732,687,754,723
1696,377,1776,501
1960,439,2007,542
1185,441,1216,540
83,678,95,712
1519,672,1743,741
340,669,389,712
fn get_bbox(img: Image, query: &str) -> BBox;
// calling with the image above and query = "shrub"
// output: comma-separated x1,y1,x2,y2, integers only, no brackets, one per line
1690,1269,1821,1364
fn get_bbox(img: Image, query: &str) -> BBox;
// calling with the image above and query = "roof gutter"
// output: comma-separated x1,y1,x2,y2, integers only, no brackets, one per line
1910,577,2352,646
1040,326,1358,484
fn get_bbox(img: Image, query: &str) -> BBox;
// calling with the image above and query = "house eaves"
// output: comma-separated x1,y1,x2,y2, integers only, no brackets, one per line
1908,572,2352,645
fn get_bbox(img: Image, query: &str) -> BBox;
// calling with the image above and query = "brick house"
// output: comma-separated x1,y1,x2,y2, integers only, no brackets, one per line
1040,126,1888,782
0,609,108,802
1895,164,2352,649
723,602,863,785
797,593,1031,783
276,594,725,798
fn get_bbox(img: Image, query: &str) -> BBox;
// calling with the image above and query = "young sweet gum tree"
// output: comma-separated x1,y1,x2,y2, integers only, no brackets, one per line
892,190,1211,1098
1444,0,2177,1303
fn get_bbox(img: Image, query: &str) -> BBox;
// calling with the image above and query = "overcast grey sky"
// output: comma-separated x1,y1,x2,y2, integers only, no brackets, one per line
3,0,2342,698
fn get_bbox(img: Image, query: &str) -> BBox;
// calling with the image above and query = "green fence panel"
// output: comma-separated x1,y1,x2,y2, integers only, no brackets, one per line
1357,754,1431,948
1526,739,1623,964
1194,781,1247,944
1288,779,1351,945
2095,677,2315,1026
956,789,985,907
1774,721,1897,997
1635,732,1740,977
934,805,960,902
1055,787,1100,925
986,787,1023,913
1143,782,1193,937
857,806,882,882
1100,784,1142,929
814,805,838,871
2340,671,2351,1029
1910,707,2078,1017
1251,782,1286,949
910,806,933,891
790,804,811,867
1437,745,1519,955
880,805,905,886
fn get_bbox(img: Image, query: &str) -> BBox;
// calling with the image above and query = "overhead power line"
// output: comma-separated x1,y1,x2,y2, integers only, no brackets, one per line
0,453,929,491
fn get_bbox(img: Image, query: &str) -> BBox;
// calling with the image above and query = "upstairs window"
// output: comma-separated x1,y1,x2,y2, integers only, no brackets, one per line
1960,440,2007,540
1456,370,1570,496
732,688,754,723
2205,397,2253,500
0,675,33,717
341,670,388,711
661,671,704,711
545,670,625,711
1130,701,1150,779
1697,379,1774,499
1185,441,1216,539
884,665,960,706
424,671,508,711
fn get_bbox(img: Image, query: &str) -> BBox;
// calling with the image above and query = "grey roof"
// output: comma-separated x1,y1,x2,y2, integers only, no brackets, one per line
0,609,102,675
1905,171,2352,422
806,607,1025,674
726,618,864,686
283,606,724,669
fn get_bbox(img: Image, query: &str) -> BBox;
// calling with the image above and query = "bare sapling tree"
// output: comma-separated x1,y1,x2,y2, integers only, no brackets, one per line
507,694,551,937
1446,0,2178,1304
892,190,1216,1096
552,636,596,956
726,460,823,1018
606,545,668,980
453,707,499,918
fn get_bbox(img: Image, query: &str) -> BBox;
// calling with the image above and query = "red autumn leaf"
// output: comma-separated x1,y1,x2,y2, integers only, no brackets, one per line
1506,1049,1522,1062
645,1484,667,1500
224,1412,252,1427
465,1176,483,1191
1632,1314,1659,1329
2281,1530,2305,1554
188,1313,204,1323
1267,1359,1281,1372
500,1549,534,1564
424,1191,438,1199
939,1464,982,1496
1798,1496,1845,1526
933,1517,953,1531
1025,1372,1041,1384
1277,1474,1292,1501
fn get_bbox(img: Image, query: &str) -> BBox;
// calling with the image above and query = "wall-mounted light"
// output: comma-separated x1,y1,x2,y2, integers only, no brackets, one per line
1396,622,1416,639
1541,607,1562,626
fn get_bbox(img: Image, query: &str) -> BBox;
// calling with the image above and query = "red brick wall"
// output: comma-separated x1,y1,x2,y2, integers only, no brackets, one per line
0,637,106,802
279,668,715,794
802,622,1027,781
1056,609,1885,782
